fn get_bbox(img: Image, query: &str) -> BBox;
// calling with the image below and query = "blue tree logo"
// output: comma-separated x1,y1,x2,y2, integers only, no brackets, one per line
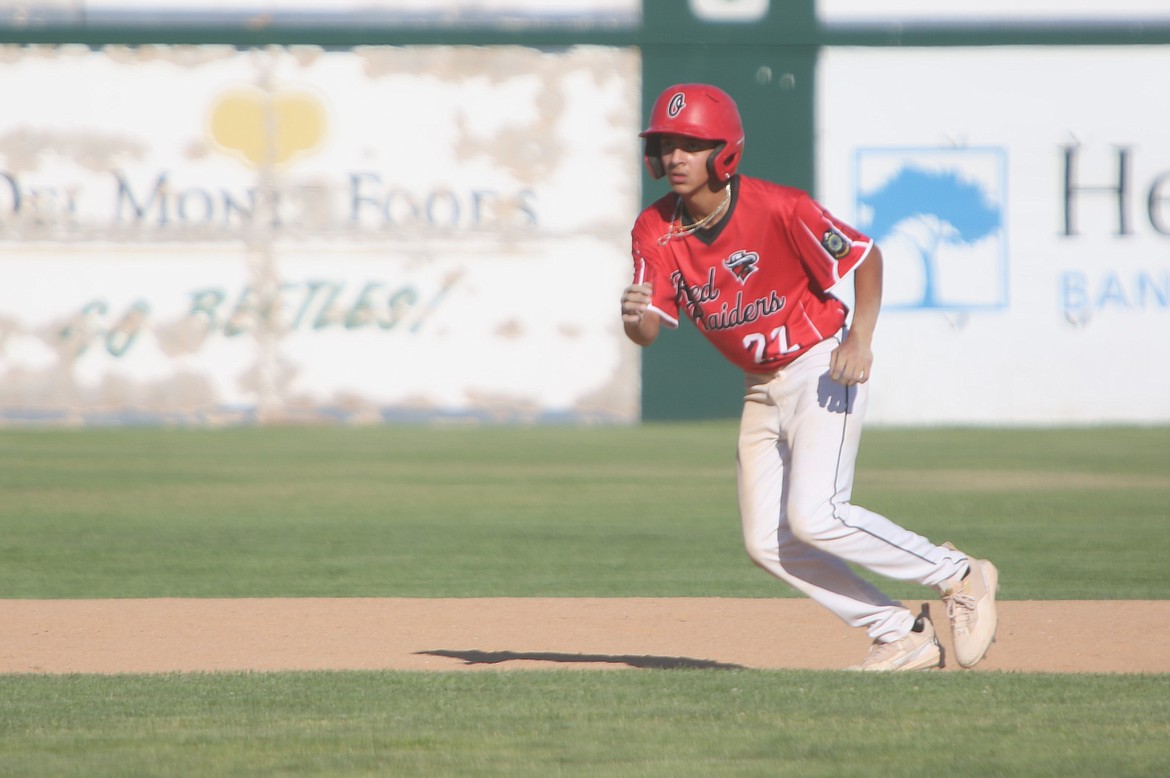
855,150,1007,311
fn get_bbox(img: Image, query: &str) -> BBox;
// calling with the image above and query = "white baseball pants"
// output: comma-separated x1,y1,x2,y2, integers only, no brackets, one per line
736,334,968,643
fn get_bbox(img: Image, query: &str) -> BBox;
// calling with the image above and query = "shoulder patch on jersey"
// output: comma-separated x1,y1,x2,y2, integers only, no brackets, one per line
723,249,760,282
821,226,852,260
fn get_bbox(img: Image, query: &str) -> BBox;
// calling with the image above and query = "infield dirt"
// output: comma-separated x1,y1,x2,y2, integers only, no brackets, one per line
2,598,1166,674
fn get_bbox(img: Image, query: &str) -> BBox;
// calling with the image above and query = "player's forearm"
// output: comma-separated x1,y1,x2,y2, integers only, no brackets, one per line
848,245,884,344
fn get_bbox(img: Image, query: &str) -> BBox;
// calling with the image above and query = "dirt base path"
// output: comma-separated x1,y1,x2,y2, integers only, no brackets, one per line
2,598,1166,674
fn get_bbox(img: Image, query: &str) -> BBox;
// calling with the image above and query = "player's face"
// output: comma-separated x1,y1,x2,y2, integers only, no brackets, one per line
658,134,717,196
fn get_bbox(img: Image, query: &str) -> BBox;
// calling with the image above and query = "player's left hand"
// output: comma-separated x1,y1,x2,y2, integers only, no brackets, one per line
829,338,873,386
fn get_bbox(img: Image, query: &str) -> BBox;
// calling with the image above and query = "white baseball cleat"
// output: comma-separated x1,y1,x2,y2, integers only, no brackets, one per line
940,544,1000,669
846,612,943,672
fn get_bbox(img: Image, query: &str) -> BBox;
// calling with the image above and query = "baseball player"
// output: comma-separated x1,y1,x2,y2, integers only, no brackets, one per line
621,83,999,670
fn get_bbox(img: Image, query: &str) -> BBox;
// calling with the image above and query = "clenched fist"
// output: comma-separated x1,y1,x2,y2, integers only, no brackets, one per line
620,283,652,324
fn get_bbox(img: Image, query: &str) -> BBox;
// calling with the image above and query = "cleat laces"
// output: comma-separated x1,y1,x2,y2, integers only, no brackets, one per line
944,591,976,635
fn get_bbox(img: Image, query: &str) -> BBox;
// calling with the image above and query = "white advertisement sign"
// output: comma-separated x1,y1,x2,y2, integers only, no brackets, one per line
818,0,1170,24
0,44,641,425
2,0,640,27
818,46,1170,425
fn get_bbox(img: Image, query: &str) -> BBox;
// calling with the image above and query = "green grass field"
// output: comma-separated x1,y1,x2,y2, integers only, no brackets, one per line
1,423,1168,776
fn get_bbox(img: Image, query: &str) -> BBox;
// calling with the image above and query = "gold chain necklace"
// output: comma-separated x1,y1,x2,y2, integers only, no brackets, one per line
658,184,732,245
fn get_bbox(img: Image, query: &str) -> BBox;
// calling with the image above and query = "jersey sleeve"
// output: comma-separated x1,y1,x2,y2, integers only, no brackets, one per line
631,216,681,328
788,194,874,295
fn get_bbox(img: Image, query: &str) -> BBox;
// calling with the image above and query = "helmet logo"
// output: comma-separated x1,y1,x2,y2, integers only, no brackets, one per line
667,91,686,119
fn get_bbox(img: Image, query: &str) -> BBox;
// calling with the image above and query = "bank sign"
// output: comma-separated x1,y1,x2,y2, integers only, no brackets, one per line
818,47,1170,425
0,45,640,425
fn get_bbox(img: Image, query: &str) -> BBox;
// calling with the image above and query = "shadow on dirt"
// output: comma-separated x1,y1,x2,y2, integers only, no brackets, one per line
417,648,744,670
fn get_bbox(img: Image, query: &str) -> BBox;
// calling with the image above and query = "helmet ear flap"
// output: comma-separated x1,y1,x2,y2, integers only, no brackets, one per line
707,142,729,182
643,135,665,179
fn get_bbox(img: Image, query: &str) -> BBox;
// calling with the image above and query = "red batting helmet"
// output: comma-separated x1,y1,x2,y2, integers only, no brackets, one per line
640,83,745,182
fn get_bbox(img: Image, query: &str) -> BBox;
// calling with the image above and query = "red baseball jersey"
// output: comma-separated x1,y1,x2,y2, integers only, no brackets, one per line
631,174,874,372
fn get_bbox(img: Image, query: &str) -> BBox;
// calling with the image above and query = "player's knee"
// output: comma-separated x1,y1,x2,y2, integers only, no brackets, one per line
741,528,777,570
742,539,769,569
